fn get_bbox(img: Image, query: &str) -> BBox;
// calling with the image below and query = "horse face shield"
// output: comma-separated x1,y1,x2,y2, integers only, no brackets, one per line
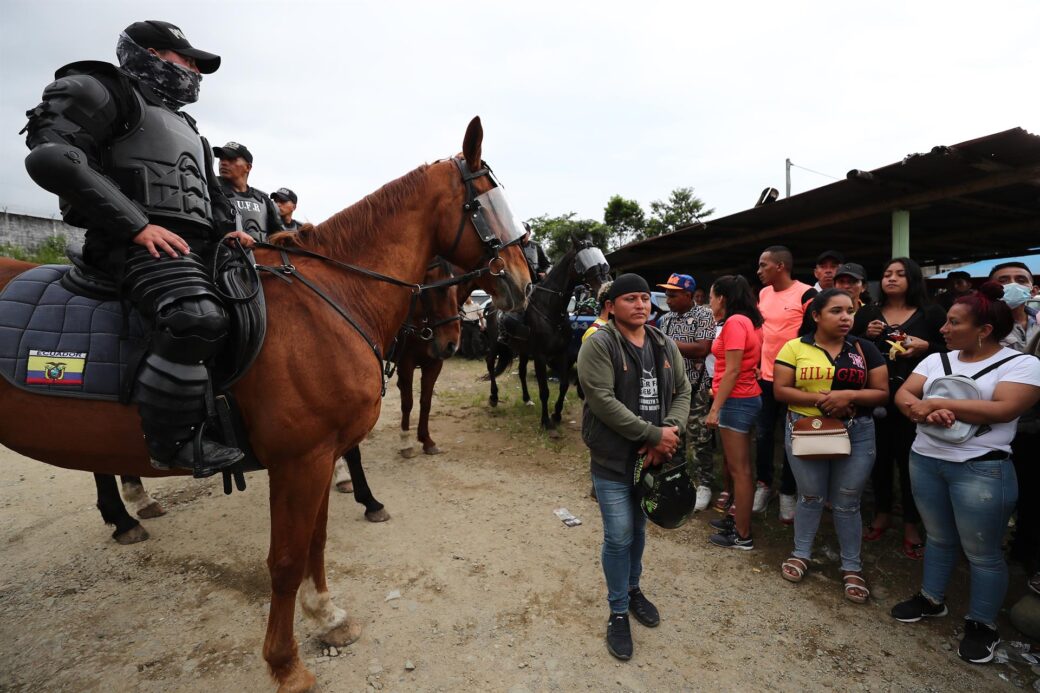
469,186,526,250
574,247,608,276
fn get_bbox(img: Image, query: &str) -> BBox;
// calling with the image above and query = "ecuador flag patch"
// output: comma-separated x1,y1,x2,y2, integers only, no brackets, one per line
26,349,86,386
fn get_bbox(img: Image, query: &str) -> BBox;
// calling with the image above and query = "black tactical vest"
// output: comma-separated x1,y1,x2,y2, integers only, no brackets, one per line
108,89,213,231
226,190,270,239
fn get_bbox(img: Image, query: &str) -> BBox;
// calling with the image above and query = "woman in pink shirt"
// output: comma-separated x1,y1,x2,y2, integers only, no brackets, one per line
706,275,764,550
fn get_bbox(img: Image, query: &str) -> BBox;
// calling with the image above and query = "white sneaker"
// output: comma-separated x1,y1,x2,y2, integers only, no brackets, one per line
694,485,712,512
752,481,773,513
779,493,797,524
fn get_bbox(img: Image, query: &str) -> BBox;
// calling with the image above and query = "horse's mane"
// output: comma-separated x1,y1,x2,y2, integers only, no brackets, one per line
268,164,430,255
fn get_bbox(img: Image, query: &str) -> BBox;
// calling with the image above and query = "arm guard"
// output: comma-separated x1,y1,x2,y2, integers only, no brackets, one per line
23,74,148,240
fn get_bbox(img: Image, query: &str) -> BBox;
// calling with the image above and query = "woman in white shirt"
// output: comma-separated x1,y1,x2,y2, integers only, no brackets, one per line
890,282,1040,665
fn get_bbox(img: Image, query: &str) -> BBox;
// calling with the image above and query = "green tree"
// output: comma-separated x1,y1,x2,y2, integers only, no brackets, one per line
644,187,713,238
526,213,612,263
603,195,645,248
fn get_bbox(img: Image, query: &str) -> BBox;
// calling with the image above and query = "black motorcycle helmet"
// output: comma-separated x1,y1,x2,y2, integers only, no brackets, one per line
633,451,695,529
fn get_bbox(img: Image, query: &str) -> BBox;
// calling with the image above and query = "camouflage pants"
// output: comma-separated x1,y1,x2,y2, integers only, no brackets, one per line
685,387,714,486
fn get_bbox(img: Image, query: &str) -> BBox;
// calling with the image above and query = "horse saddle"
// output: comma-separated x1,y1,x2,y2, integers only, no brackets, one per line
0,246,266,403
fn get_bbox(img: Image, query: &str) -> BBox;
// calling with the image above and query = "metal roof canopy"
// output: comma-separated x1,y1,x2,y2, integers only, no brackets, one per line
607,127,1040,285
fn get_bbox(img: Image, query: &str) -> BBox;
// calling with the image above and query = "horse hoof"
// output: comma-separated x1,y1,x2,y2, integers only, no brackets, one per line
114,524,149,545
322,618,363,647
275,659,317,693
400,447,417,459
136,502,166,519
525,400,535,407
365,508,391,523
423,445,442,455
335,481,354,494
488,398,498,407
548,428,563,440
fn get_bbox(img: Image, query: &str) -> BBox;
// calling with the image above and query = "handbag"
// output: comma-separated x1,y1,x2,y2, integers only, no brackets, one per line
790,416,851,460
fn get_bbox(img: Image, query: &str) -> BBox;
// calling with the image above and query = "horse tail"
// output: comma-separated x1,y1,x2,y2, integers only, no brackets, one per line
480,344,515,380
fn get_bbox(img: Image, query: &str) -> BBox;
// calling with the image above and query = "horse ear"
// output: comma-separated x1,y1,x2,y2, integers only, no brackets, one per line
463,116,483,170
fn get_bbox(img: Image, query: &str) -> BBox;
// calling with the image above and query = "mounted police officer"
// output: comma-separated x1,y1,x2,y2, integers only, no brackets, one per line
22,20,252,477
213,141,284,240
520,223,550,283
271,187,303,231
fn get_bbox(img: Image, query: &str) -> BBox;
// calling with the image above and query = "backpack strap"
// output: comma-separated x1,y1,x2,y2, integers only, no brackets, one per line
940,351,952,375
970,353,1027,380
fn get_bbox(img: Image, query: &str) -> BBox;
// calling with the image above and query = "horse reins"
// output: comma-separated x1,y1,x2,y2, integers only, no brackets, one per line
252,159,520,395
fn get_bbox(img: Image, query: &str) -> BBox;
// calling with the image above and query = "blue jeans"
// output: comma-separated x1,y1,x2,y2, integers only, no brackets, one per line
785,414,876,572
910,451,1018,626
592,475,646,613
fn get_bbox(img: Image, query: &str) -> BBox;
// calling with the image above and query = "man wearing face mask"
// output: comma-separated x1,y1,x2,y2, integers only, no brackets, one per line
990,262,1038,352
22,20,253,477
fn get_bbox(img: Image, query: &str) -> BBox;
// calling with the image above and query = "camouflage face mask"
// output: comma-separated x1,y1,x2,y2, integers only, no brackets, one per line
116,32,201,109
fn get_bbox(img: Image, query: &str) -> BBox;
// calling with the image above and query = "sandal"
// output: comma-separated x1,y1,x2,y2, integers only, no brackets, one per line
862,525,888,542
842,571,870,603
902,539,925,560
1029,572,1040,597
713,491,732,513
782,556,809,583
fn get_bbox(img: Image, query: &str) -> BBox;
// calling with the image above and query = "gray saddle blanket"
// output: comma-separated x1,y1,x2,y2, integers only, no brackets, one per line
0,265,145,400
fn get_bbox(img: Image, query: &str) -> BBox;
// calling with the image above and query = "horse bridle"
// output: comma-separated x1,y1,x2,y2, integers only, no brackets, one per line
252,156,523,393
399,258,464,342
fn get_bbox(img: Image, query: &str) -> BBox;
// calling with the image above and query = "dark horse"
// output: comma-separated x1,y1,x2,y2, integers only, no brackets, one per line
0,117,530,692
484,238,609,429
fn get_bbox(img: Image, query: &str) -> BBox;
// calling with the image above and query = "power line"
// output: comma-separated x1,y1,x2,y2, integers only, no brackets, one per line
788,161,842,181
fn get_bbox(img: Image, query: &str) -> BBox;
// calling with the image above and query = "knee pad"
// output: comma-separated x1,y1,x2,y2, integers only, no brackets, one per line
153,296,229,363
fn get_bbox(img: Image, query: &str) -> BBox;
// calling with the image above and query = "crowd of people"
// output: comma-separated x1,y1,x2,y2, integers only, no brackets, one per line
576,247,1040,665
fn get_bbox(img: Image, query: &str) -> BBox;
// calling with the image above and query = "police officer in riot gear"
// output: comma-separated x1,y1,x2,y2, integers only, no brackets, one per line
22,20,251,477
520,222,550,283
213,142,284,240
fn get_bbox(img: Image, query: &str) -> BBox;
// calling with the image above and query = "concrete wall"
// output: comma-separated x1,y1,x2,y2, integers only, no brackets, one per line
0,212,85,250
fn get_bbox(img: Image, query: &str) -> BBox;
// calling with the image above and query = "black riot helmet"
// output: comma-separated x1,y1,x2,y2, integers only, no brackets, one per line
633,451,696,529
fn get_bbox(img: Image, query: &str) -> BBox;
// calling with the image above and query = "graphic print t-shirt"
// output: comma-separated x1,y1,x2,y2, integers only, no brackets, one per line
636,338,661,426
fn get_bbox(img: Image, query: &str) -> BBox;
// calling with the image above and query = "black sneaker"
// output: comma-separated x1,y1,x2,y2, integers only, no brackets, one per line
959,619,999,664
627,588,660,627
890,592,948,623
709,531,753,550
709,516,735,532
606,612,632,660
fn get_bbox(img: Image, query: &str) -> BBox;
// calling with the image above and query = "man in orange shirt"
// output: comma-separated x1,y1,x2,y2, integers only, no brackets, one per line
754,246,816,522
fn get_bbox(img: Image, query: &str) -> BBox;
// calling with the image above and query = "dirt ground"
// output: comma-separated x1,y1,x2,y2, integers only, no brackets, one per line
0,357,1033,692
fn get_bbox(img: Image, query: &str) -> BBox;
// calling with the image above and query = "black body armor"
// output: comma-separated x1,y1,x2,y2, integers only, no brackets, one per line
108,89,213,230
220,180,283,241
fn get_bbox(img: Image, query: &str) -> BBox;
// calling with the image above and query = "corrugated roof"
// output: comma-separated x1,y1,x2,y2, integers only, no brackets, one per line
608,127,1040,285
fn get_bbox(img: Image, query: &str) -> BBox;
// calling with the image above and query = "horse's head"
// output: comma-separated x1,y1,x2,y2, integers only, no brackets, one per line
411,259,462,360
431,117,530,313
572,237,611,297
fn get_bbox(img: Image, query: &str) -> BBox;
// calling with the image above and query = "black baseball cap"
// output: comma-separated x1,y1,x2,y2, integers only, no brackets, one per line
816,250,845,265
948,270,971,281
835,262,866,281
123,20,220,74
213,141,253,163
271,188,298,204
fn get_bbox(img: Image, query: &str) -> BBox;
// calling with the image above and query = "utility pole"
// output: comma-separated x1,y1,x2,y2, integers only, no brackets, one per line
785,158,792,198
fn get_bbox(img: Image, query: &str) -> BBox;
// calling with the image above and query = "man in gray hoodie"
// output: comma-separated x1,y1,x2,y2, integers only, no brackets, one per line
577,273,691,661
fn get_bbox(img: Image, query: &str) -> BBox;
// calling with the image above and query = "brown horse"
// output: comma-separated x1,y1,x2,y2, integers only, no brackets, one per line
0,117,530,692
395,258,462,457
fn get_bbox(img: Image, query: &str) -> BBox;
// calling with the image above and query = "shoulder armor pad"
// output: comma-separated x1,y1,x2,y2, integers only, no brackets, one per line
55,60,122,82
42,72,113,113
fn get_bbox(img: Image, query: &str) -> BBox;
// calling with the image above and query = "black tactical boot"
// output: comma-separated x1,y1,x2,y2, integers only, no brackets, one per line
135,353,244,476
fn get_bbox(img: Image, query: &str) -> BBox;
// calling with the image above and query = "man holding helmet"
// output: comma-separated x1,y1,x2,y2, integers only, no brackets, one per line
577,273,691,661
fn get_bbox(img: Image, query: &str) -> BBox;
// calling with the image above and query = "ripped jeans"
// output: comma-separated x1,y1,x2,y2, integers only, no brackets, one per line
785,413,876,572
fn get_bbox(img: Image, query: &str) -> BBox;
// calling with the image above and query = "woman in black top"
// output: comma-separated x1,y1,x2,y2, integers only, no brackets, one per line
854,258,945,558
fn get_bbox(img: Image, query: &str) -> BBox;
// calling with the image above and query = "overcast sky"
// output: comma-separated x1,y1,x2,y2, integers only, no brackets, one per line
2,1,1038,229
